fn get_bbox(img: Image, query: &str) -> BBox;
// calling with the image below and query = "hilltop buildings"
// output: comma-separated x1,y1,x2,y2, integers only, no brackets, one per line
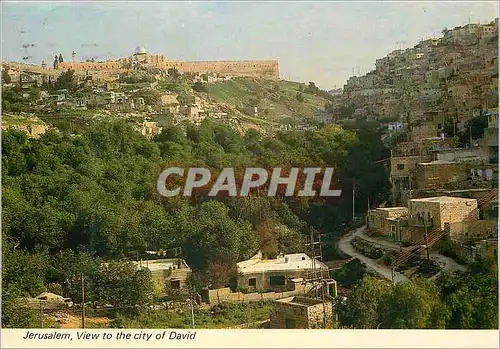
55,45,280,80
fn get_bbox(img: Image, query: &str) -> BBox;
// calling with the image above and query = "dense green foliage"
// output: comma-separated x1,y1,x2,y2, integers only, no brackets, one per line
2,118,390,326
337,272,498,329
111,301,273,329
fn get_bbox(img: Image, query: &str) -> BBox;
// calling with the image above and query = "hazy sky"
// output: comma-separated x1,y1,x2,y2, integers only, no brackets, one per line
2,1,498,89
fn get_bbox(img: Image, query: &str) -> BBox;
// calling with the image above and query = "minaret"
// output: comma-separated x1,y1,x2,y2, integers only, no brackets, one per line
41,60,46,68
53,55,59,69
71,51,76,63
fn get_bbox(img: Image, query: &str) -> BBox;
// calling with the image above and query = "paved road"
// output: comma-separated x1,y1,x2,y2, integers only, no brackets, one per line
355,228,468,273
338,226,467,283
338,226,410,283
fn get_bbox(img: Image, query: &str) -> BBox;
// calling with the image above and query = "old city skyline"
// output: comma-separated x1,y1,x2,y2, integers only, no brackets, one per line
2,1,498,89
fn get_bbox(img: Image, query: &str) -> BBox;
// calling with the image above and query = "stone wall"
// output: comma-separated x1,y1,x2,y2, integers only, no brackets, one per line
269,297,333,329
410,122,438,141
447,219,498,241
414,162,468,190
201,287,298,305
57,56,280,79
391,155,432,179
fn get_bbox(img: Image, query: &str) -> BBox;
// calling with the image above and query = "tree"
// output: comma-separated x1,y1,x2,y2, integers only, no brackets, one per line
2,68,11,84
337,276,391,328
257,219,280,259
207,260,238,289
54,69,76,91
95,261,154,308
167,68,180,79
296,92,304,103
438,272,498,329
192,81,207,93
177,92,195,106
379,279,448,329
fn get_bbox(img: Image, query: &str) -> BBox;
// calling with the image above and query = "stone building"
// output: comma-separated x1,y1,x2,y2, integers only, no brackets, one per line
236,252,329,292
269,296,334,329
408,196,478,230
367,207,408,238
134,258,191,295
413,160,468,190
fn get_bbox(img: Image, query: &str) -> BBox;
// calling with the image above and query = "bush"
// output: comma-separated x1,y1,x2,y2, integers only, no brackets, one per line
350,236,385,259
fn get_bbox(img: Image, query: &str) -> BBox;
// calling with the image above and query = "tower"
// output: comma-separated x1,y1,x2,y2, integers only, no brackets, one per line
53,55,59,69
71,51,76,63
58,53,64,63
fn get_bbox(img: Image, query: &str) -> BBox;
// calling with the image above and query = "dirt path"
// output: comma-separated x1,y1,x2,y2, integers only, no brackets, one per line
338,226,409,283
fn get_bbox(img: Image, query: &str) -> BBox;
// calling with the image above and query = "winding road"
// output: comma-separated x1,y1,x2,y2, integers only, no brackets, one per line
338,226,409,283
338,225,467,283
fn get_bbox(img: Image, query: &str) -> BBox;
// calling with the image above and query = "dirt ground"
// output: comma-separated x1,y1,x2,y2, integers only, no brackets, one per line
50,312,111,328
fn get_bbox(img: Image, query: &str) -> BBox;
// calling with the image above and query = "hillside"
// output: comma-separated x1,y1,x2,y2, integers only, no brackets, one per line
332,19,498,129
205,78,330,124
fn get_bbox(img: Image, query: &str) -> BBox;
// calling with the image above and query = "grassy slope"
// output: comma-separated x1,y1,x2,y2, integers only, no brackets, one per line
205,78,328,124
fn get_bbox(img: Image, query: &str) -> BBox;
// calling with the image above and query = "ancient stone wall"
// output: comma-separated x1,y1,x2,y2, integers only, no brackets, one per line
56,56,279,79
448,219,497,241
414,162,468,190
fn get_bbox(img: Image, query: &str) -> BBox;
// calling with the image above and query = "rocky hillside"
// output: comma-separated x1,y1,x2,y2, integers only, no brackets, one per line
332,19,498,130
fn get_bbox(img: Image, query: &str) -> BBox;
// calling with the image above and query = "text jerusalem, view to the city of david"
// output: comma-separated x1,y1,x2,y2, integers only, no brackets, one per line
1,1,498,331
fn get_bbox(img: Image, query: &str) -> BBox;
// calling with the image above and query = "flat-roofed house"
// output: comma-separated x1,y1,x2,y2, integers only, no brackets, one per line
236,251,330,292
134,258,191,295
367,207,408,238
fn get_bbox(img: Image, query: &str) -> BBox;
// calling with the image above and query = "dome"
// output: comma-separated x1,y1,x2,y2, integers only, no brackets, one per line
134,45,147,55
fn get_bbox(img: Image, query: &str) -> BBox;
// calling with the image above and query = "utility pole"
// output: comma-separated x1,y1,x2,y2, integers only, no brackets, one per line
469,125,473,148
81,273,85,329
352,182,356,220
187,298,195,329
423,220,430,261
39,300,44,328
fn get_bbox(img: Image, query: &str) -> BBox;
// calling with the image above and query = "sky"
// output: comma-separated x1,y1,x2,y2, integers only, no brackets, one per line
2,1,499,89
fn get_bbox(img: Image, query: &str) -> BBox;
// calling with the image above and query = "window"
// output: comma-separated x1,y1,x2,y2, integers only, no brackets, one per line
391,225,396,232
269,275,286,286
397,164,405,170
248,278,256,287
285,319,296,329
170,280,181,289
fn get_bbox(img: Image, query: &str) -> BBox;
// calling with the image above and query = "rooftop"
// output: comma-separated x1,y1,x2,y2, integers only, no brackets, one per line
374,207,408,211
237,252,328,274
132,258,190,272
275,296,326,307
418,160,457,166
410,196,477,204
